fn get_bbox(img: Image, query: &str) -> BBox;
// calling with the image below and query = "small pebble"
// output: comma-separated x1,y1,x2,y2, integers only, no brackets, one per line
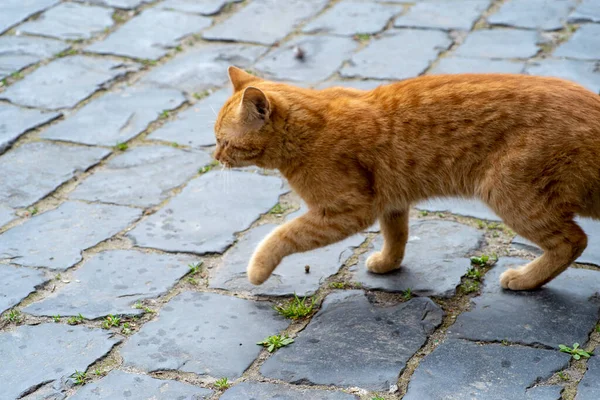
293,46,305,61
304,265,310,273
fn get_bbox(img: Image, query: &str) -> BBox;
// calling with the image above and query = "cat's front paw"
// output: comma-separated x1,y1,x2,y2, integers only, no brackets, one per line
247,252,275,285
366,252,401,274
499,267,540,291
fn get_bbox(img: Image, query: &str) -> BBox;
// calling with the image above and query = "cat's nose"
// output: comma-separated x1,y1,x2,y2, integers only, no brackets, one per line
213,146,222,161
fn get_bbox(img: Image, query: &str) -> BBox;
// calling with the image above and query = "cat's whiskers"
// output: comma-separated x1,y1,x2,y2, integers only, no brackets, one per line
209,105,218,117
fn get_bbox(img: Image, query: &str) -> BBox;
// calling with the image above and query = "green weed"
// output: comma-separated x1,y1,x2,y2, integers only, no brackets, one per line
559,343,593,360
257,334,294,353
274,294,315,319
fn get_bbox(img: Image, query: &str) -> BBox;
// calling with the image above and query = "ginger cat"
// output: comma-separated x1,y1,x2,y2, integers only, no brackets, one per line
213,66,600,291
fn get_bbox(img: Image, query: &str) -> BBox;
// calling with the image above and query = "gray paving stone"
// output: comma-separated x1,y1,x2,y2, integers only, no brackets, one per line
76,0,151,9
449,257,600,348
261,291,443,390
22,382,66,400
203,0,329,45
395,0,491,31
0,103,59,154
220,382,357,400
0,0,59,34
0,201,142,270
141,43,266,93
0,264,47,314
511,218,600,266
0,35,68,80
0,142,109,209
254,35,357,83
526,59,600,94
147,88,229,147
488,0,575,30
313,80,390,90
0,324,120,400
70,370,213,399
24,250,199,318
416,198,501,221
0,205,15,227
19,3,114,40
87,9,211,60
128,171,284,254
576,356,600,400
430,57,526,74
350,220,483,297
40,85,186,146
341,29,451,80
453,29,540,59
159,0,242,15
555,24,600,60
121,291,288,378
71,146,210,207
211,223,365,296
568,0,600,23
303,0,401,36
404,339,568,400
0,56,138,110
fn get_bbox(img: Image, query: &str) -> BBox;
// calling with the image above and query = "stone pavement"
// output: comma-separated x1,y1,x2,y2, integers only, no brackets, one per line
1,0,600,399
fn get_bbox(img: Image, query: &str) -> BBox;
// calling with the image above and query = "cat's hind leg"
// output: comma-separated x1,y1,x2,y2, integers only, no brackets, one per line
366,209,409,274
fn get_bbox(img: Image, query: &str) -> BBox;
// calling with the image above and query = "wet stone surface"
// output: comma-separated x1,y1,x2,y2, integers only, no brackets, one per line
394,0,491,31
313,80,390,90
261,291,443,390
0,264,47,314
87,9,211,60
121,291,289,378
568,0,600,23
24,250,199,318
525,59,600,94
0,35,68,80
404,339,568,400
0,56,138,110
351,220,484,297
158,0,242,16
554,24,600,61
41,85,185,146
487,0,575,30
449,257,600,348
128,170,285,254
416,198,501,221
453,29,540,59
0,205,15,227
430,57,526,74
211,223,365,296
341,29,451,80
77,0,151,9
576,356,600,400
0,0,59,34
0,103,59,154
0,142,109,209
0,201,142,270
220,382,358,400
0,324,120,400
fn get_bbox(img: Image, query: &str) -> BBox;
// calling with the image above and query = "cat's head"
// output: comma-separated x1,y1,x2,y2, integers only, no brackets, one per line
213,66,281,169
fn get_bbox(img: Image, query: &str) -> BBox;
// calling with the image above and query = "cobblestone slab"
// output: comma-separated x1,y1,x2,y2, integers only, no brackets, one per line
204,0,329,45
71,146,210,207
0,0,59,34
121,291,289,378
313,80,390,90
0,201,142,270
159,0,242,16
19,3,114,41
449,258,600,348
254,35,357,83
568,0,600,23
140,44,266,93
211,223,365,296
487,0,575,30
22,383,66,400
555,24,600,60
525,59,600,94
24,250,199,318
0,103,59,154
0,264,47,314
87,9,211,60
350,220,483,297
70,370,213,399
0,35,68,80
394,0,491,31
0,55,138,110
0,205,15,227
128,171,285,254
416,198,501,221
341,29,451,80
41,85,186,146
511,218,600,266
404,339,568,400
430,57,526,74
0,324,121,400
76,0,151,9
261,291,443,390
0,142,109,209
221,382,358,400
453,29,540,59
576,356,600,400
148,88,228,147
303,0,401,36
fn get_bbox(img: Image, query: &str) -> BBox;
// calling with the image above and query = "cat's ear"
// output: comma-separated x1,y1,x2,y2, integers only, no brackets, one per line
228,66,260,92
239,86,270,128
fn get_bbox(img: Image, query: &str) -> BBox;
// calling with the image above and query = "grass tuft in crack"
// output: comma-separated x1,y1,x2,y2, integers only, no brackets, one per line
214,377,231,390
67,313,85,325
4,309,23,324
257,334,294,353
274,294,315,319
72,370,88,385
101,314,121,329
559,343,593,360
